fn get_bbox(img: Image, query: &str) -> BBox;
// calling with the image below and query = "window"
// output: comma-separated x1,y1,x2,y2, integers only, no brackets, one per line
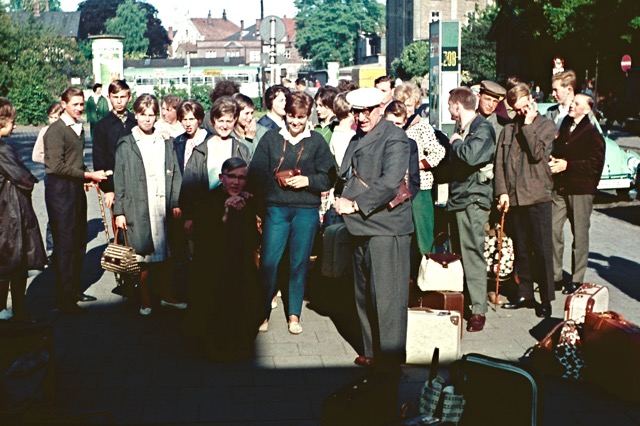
250,50,261,62
226,50,241,58
205,50,217,58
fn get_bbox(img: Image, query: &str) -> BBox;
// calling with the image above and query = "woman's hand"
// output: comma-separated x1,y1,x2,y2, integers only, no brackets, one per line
246,118,257,139
115,215,127,230
285,175,309,189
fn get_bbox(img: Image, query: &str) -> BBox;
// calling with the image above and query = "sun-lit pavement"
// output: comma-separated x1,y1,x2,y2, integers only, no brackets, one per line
3,125,640,424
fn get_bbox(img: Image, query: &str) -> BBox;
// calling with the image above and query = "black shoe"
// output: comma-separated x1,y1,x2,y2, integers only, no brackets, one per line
562,282,581,295
554,279,566,291
501,297,536,310
76,293,97,302
536,303,552,318
57,300,84,315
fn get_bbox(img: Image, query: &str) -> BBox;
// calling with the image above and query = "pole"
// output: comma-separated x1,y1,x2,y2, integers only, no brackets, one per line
270,17,277,86
187,51,192,98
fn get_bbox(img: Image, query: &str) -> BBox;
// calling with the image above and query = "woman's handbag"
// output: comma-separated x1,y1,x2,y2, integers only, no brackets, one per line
417,234,464,292
273,139,304,187
100,228,140,276
418,348,466,424
527,319,586,380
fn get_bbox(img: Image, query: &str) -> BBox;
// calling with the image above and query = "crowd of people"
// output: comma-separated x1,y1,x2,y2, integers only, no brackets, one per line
0,68,605,367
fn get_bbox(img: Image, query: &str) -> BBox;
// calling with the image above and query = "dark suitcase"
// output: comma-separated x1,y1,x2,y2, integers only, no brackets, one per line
408,285,464,338
322,372,399,426
322,223,352,278
451,353,544,426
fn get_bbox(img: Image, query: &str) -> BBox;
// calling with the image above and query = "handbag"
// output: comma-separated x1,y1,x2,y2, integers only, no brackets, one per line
527,319,587,380
417,234,464,292
100,228,140,276
484,218,514,281
273,139,304,187
387,181,411,209
418,348,466,424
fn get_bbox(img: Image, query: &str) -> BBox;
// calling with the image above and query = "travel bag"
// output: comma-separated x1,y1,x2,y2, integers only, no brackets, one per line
564,283,609,323
451,353,544,426
582,311,640,401
322,372,399,426
321,222,352,278
406,308,461,365
408,287,464,338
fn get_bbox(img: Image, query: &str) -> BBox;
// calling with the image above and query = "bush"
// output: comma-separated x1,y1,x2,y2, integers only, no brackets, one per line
9,84,55,125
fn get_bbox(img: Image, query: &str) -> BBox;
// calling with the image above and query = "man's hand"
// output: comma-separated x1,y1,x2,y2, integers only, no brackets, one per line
549,156,568,174
246,118,257,139
449,133,462,145
85,170,108,183
334,197,358,215
104,192,115,209
497,194,510,213
224,195,246,211
524,100,538,125
184,219,194,235
115,215,127,230
172,207,182,219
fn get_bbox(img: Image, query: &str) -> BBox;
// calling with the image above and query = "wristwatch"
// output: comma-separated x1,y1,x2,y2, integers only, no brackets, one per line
351,200,358,211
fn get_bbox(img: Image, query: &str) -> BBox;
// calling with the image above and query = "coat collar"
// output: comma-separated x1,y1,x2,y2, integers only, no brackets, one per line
353,117,391,153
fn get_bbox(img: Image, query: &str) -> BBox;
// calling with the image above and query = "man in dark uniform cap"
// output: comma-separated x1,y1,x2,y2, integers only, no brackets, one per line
477,80,507,137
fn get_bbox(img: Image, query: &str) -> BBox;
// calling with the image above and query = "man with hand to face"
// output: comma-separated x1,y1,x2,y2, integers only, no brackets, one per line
335,87,412,371
548,93,605,295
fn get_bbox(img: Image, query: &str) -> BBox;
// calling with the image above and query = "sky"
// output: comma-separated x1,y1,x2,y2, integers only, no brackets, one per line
58,0,299,28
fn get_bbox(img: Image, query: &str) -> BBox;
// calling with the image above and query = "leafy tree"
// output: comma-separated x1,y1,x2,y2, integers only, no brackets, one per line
105,0,148,59
294,0,385,69
7,0,61,11
461,4,498,84
0,12,90,124
391,41,429,81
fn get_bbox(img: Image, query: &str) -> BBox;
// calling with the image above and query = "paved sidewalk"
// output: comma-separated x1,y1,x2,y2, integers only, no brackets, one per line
4,126,640,424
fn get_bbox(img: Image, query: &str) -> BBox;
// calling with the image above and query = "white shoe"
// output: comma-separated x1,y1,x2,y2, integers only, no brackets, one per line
258,321,269,332
271,297,278,309
288,321,302,335
0,309,13,320
160,300,187,310
139,307,152,316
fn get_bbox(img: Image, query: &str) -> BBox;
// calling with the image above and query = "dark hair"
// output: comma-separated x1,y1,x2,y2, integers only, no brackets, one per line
337,79,358,93
221,157,247,174
264,84,291,111
285,91,313,117
92,83,102,92
314,86,339,111
374,75,394,88
232,93,254,110
47,102,63,116
295,78,306,87
133,94,159,115
448,87,477,111
177,99,205,122
504,76,522,91
384,100,408,119
208,80,240,104
210,96,239,123
108,79,130,95
162,95,182,109
0,97,17,128
61,87,84,102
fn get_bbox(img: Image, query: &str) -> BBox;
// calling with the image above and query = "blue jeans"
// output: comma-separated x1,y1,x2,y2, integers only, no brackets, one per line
260,206,318,319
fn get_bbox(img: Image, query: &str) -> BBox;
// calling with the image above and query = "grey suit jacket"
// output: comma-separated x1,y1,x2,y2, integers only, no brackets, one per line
340,118,414,237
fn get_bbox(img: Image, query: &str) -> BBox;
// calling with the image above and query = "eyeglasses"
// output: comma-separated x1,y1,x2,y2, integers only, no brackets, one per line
351,107,376,117
222,173,247,181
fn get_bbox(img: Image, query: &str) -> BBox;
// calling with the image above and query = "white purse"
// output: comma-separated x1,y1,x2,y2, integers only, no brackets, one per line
417,252,464,292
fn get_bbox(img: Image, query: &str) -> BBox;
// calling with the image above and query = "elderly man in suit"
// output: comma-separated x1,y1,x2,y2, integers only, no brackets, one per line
334,87,413,371
446,87,496,332
549,94,605,295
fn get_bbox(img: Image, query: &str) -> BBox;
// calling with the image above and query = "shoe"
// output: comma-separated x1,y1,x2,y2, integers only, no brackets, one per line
76,293,97,302
57,301,84,315
562,282,581,295
536,303,552,319
554,279,567,291
0,309,13,320
354,356,374,367
271,297,278,309
466,314,486,332
160,300,187,310
111,285,124,296
139,307,152,316
288,321,303,335
501,297,536,310
258,321,269,332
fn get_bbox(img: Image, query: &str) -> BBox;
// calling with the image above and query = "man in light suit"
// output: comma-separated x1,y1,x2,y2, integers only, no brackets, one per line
335,88,413,372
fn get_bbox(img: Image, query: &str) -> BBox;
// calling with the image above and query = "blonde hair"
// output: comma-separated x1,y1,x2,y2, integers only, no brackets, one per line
393,83,422,109
506,83,531,108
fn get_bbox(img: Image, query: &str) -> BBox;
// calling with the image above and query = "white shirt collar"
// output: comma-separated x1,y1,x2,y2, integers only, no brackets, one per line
61,112,83,136
279,126,311,146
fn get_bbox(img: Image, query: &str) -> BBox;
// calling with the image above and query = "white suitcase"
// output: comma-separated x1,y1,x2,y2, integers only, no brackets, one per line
564,283,609,324
406,308,461,365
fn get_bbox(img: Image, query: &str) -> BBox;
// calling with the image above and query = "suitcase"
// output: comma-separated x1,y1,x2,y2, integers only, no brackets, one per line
582,311,640,402
451,353,544,426
408,286,464,338
564,282,609,323
406,308,461,365
322,372,399,426
322,223,352,278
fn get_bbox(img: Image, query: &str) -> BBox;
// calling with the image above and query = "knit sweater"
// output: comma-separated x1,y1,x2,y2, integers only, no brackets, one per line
249,129,336,208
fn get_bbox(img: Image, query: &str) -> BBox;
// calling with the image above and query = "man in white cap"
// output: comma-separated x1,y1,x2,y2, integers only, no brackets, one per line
335,87,413,372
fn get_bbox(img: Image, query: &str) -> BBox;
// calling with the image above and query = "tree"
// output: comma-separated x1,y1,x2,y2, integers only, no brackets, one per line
461,4,498,84
0,11,90,124
105,0,148,59
391,41,429,81
294,0,385,69
7,0,61,11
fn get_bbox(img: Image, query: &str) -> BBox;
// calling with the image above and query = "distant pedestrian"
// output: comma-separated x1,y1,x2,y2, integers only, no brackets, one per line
0,98,47,321
255,84,291,144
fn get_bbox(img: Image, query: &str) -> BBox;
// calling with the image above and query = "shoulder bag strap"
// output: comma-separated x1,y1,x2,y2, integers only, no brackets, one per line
274,138,287,173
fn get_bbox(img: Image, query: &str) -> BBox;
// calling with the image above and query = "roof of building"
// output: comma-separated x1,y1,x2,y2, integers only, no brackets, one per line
191,17,240,41
12,11,81,38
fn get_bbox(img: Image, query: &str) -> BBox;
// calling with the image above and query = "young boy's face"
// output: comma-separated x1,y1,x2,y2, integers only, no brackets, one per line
109,89,131,114
385,113,406,128
315,100,333,121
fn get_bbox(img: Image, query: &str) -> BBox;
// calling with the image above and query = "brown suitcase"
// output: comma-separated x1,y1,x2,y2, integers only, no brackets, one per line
408,282,464,337
582,311,640,402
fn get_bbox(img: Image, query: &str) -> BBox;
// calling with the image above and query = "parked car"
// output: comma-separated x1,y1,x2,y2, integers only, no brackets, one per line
538,103,640,198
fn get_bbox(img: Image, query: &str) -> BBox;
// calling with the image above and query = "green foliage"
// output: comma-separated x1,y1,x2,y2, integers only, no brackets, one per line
391,41,429,81
105,0,148,59
7,0,61,11
0,12,91,124
153,83,211,110
461,4,498,84
294,0,385,69
190,85,211,109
